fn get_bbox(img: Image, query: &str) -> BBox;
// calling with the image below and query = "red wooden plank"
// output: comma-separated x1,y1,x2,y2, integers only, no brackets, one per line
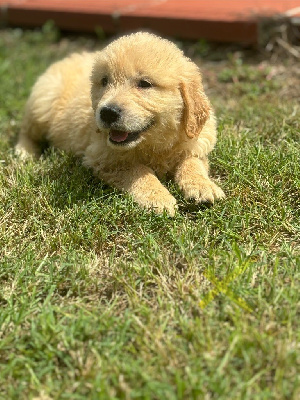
2,1,300,21
0,0,299,43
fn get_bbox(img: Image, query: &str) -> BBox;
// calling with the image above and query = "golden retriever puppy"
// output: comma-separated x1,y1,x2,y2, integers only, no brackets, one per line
16,32,225,215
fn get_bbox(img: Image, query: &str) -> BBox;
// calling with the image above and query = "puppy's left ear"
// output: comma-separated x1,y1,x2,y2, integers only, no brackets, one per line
180,72,211,139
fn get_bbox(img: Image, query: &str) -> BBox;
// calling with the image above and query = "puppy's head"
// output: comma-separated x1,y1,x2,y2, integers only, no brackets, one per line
91,32,211,150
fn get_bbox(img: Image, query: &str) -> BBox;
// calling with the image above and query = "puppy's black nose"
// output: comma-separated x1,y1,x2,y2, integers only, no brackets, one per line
100,105,122,124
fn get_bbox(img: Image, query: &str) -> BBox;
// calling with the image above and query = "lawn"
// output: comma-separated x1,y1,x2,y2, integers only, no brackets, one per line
0,25,299,400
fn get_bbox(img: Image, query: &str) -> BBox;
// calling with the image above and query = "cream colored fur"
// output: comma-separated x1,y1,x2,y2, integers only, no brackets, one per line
16,32,225,215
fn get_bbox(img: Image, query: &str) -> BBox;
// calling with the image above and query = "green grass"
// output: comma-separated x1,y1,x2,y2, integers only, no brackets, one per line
0,26,299,400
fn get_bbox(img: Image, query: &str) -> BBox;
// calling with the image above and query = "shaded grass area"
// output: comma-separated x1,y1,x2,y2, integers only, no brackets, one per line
0,26,299,399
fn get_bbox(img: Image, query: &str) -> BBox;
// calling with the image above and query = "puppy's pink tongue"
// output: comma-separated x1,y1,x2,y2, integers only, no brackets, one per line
110,130,129,142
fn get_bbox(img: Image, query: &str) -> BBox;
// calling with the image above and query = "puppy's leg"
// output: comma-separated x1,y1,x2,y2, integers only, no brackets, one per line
15,106,45,159
100,165,177,215
175,157,225,204
15,132,42,159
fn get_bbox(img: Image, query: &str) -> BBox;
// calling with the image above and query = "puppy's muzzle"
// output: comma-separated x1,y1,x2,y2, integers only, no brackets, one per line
100,105,122,125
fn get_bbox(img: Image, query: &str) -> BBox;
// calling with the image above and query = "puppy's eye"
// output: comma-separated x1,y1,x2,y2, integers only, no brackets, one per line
137,79,153,89
101,76,108,87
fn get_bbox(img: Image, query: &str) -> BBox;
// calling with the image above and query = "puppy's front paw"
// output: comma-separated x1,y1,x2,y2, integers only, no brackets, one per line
150,193,178,216
181,178,225,204
135,190,177,216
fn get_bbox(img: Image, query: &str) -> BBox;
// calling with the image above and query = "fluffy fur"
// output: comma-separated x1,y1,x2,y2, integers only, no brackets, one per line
16,32,225,215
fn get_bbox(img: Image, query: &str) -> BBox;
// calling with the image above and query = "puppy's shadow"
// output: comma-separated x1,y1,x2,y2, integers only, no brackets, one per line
34,149,114,210
178,200,214,221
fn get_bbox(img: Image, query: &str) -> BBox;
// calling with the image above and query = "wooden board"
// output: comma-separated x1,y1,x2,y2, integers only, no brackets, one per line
1,0,299,43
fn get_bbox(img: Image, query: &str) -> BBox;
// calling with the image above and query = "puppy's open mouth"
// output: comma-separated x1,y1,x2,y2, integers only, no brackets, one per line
109,129,140,144
109,121,154,145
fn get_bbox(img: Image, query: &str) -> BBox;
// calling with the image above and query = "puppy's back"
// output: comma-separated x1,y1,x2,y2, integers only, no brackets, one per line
27,52,93,125
19,52,96,156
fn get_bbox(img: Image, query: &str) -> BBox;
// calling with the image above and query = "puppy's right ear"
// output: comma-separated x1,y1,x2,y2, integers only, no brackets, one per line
180,72,211,139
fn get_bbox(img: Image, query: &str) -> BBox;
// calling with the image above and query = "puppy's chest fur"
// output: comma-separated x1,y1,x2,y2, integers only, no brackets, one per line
100,146,182,177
